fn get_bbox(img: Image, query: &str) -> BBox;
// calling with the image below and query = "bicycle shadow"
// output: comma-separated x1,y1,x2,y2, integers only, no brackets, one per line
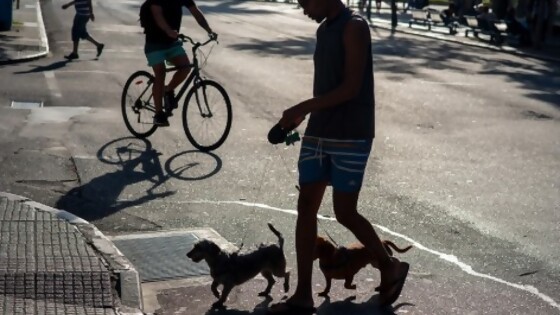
55,137,222,224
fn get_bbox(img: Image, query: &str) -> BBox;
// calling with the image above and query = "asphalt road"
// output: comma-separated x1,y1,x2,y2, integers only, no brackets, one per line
0,0,559,314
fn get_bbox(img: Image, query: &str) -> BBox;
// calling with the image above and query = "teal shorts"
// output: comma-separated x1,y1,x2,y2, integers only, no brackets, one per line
298,138,372,193
144,41,186,67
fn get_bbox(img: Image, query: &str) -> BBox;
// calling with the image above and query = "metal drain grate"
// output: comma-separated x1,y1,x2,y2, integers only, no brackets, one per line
112,232,210,283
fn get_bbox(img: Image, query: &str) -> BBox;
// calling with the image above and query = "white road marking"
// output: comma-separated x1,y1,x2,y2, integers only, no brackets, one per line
55,70,118,75
185,199,560,311
28,107,91,124
44,71,62,98
420,80,482,86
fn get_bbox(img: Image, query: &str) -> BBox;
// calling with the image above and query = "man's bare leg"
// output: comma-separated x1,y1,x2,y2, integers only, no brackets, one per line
273,181,327,311
333,190,409,304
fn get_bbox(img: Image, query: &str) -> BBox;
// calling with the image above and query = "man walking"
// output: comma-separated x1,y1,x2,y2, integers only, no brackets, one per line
268,0,409,313
62,0,104,60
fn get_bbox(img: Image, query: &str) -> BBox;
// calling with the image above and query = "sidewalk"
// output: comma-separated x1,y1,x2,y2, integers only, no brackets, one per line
0,0,48,64
363,4,560,63
0,192,143,315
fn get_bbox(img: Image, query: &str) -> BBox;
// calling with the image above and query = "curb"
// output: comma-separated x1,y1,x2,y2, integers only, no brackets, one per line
370,20,560,64
0,192,144,315
0,0,50,65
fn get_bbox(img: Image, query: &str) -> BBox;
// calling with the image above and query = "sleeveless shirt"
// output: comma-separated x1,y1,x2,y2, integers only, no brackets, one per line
304,8,375,140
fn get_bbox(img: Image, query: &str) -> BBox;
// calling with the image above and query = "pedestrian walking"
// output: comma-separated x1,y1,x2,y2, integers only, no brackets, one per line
62,0,105,60
267,0,410,313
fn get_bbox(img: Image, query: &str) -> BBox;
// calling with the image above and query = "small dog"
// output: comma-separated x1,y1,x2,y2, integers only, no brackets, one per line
314,236,412,297
186,223,290,308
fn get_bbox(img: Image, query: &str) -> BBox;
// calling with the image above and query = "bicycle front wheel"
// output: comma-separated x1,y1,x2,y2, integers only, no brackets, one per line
182,80,232,151
121,70,158,138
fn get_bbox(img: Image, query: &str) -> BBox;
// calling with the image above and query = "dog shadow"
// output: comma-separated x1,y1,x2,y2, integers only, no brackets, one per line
204,296,274,315
316,295,415,315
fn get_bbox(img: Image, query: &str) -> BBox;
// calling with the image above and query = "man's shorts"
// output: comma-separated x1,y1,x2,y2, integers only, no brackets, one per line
144,41,187,67
72,14,90,42
298,137,373,193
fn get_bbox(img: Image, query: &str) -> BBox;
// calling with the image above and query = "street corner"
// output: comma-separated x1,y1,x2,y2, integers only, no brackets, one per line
108,228,239,314
0,0,49,64
0,192,143,314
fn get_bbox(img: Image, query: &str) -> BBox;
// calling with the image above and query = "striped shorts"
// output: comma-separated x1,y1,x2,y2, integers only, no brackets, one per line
298,137,372,193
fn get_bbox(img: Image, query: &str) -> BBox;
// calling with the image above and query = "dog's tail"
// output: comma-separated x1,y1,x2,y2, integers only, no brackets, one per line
383,240,413,256
268,223,284,249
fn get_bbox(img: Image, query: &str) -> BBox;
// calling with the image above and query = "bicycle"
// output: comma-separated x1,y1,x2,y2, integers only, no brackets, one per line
121,34,233,152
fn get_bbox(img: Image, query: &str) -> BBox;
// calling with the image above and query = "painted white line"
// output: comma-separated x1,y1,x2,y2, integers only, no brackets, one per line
44,71,62,98
25,4,36,8
185,199,560,311
23,22,38,27
420,80,482,86
55,70,118,75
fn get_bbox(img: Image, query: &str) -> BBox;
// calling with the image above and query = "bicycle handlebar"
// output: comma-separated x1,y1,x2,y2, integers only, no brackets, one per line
178,34,218,50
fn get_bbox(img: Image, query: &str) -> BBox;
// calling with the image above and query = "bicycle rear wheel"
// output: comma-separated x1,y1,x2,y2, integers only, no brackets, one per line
121,70,158,138
182,80,232,152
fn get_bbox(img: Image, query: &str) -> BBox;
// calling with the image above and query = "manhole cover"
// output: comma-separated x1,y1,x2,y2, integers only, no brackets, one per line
11,100,43,109
112,231,213,283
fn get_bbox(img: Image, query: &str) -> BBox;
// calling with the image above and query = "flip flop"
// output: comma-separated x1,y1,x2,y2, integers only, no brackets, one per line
379,262,409,307
267,301,316,315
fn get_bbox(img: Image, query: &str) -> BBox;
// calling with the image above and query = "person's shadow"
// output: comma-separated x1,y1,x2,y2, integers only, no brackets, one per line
55,137,223,224
13,59,71,74
316,295,414,315
56,139,175,222
201,295,414,315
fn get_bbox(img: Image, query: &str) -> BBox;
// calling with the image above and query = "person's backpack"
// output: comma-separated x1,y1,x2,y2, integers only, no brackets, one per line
139,0,155,31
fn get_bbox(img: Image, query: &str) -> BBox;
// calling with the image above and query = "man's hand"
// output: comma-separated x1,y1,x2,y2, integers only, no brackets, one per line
90,13,95,21
166,29,179,40
208,32,218,41
279,104,306,130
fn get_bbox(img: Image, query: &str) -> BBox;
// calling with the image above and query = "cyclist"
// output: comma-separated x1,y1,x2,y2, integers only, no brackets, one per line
140,0,217,126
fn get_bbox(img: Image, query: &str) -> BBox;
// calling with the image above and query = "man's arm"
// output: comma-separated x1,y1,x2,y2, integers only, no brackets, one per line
279,18,370,128
151,4,178,39
88,0,95,21
61,1,75,9
187,5,214,35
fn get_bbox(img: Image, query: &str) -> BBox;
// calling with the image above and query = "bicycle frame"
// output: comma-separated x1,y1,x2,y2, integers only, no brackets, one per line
134,35,215,114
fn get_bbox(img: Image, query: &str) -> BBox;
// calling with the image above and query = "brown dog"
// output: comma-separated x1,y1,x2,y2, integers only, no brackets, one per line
186,223,290,308
314,236,412,297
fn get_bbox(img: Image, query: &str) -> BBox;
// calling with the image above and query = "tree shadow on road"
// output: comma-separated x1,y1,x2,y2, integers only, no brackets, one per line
55,137,222,227
228,35,315,57
371,34,560,111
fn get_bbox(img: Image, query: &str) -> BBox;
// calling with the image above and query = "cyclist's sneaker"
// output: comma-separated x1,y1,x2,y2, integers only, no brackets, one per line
164,90,178,110
153,111,170,127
